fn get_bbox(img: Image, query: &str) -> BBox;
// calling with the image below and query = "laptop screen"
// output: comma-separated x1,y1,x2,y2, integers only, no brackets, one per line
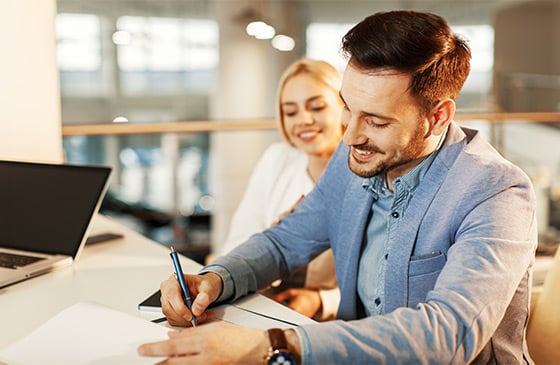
0,160,112,257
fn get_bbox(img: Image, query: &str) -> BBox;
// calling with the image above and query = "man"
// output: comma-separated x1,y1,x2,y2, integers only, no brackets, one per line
139,10,537,364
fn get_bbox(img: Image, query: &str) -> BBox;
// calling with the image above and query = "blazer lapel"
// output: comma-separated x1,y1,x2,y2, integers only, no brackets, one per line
335,174,374,320
384,158,448,311
384,123,467,312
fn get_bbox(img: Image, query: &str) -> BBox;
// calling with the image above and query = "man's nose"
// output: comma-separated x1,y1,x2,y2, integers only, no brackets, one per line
343,118,367,146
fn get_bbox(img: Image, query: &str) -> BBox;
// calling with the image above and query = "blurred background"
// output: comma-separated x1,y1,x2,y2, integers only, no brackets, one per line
52,0,559,262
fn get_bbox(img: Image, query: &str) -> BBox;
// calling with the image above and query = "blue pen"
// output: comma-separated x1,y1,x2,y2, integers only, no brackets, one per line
169,246,198,327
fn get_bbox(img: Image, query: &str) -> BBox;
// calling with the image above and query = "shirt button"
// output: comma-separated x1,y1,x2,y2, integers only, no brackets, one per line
374,297,381,306
391,211,399,218
384,253,388,260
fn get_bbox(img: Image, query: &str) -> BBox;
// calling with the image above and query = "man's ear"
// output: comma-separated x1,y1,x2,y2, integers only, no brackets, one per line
430,99,455,136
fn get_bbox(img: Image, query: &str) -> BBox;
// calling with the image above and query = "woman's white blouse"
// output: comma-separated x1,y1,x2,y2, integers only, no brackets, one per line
221,142,339,320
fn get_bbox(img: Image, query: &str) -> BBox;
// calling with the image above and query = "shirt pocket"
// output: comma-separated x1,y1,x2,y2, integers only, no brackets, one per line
407,251,446,307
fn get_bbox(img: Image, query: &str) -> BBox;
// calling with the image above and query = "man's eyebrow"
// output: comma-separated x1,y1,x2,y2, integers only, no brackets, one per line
339,91,396,122
361,111,396,122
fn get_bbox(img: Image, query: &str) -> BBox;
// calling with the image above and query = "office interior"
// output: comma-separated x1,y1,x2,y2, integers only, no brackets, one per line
52,0,559,255
0,0,559,359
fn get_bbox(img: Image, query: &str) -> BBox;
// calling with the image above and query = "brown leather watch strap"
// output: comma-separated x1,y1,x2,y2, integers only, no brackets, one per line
267,328,288,350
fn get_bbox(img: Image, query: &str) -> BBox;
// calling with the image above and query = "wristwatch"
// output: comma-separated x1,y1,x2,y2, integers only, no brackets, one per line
265,328,298,365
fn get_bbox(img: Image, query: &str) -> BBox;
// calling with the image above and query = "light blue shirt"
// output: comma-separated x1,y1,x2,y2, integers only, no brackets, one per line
358,149,440,316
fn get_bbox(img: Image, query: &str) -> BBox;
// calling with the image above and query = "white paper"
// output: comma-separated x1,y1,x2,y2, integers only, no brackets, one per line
0,301,169,365
141,303,310,331
0,297,315,365
210,304,301,329
232,295,316,327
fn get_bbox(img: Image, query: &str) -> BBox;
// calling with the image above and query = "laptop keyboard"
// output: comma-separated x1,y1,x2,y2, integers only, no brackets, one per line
0,252,45,269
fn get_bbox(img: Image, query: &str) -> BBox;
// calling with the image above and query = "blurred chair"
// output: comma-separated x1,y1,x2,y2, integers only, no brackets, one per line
527,247,560,364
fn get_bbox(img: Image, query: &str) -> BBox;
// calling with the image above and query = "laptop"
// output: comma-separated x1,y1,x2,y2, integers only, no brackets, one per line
0,159,112,288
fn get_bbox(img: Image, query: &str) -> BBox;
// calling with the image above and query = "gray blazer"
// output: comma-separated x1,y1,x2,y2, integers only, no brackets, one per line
210,122,537,364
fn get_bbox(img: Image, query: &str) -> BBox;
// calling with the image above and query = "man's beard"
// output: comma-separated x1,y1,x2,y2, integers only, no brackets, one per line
347,122,428,178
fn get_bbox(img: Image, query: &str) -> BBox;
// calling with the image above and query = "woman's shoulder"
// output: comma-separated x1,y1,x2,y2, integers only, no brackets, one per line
250,142,309,185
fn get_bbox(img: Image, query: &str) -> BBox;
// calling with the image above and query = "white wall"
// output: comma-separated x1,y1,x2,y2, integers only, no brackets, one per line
0,0,63,163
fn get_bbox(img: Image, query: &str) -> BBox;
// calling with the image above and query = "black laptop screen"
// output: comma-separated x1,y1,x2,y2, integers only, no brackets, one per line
0,160,111,257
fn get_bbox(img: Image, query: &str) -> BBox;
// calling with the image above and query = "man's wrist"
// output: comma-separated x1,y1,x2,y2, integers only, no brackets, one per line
200,272,223,297
199,265,233,302
284,329,302,364
264,328,301,365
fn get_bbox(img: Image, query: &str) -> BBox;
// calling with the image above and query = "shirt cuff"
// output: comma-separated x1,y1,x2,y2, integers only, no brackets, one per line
316,287,340,321
294,327,312,365
198,264,234,303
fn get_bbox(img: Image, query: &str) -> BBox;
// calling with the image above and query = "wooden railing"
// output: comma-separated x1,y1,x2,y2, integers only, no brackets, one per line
61,119,277,136
61,112,560,136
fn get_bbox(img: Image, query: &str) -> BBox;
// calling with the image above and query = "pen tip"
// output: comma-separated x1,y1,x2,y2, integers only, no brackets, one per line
170,246,175,252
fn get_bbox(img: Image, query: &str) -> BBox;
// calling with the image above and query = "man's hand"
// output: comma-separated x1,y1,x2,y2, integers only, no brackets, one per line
160,272,223,326
138,321,269,364
272,288,322,318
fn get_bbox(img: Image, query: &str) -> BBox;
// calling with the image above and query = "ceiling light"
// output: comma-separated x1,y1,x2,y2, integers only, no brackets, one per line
246,21,275,40
113,116,129,123
112,30,131,45
272,34,295,51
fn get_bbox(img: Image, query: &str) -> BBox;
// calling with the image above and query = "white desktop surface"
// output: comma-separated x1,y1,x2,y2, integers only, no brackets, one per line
1,214,550,358
0,214,183,347
0,214,314,350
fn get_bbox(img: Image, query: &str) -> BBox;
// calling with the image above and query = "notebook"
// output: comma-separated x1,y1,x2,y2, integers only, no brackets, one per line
0,159,112,288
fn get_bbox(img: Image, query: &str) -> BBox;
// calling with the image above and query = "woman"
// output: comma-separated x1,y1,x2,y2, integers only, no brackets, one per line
220,58,344,320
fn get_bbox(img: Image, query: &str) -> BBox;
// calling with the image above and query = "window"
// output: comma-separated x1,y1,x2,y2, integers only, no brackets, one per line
115,16,219,95
306,23,353,72
56,13,103,97
116,16,218,72
56,13,101,71
452,25,495,94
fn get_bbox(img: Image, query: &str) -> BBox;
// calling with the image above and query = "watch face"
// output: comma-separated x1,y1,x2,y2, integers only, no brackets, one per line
267,351,298,365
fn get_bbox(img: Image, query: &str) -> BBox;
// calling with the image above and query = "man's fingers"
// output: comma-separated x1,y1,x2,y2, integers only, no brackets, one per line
272,288,299,304
192,291,211,316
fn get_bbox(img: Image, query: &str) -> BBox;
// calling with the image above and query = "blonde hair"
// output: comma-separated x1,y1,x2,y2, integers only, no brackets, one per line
276,58,343,144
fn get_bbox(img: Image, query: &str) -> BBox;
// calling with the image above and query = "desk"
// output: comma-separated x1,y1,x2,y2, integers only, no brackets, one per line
0,215,312,349
0,215,179,347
